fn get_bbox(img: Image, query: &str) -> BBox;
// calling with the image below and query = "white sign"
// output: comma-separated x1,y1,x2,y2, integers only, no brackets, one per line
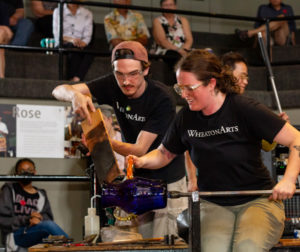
16,105,65,158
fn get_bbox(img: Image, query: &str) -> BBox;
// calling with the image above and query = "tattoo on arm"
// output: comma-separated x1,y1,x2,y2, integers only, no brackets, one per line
159,147,175,160
293,145,300,157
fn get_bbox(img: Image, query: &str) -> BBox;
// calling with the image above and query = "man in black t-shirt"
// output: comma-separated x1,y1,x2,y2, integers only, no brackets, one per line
52,41,187,238
0,0,34,46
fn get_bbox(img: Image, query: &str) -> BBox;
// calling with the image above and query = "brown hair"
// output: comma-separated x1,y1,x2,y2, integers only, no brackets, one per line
175,49,240,94
220,51,247,71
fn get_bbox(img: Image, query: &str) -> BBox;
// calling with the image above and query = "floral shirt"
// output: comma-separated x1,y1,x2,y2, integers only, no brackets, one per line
154,15,185,55
104,9,150,46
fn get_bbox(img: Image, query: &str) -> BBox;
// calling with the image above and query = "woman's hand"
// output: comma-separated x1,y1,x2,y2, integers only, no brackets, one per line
270,178,296,200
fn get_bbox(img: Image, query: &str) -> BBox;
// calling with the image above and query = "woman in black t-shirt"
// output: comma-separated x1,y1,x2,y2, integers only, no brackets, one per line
129,49,300,251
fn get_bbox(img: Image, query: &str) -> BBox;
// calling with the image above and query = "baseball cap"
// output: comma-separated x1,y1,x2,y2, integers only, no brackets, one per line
111,41,148,63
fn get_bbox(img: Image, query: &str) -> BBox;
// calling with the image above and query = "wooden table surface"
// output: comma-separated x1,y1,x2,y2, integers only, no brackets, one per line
29,241,188,252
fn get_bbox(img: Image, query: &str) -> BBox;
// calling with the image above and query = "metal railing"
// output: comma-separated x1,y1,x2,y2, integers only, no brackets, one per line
1,0,300,79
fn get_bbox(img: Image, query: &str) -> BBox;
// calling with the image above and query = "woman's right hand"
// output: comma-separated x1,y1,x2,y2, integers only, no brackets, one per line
126,155,144,169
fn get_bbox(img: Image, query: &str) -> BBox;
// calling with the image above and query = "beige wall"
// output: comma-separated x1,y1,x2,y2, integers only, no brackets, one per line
25,0,300,33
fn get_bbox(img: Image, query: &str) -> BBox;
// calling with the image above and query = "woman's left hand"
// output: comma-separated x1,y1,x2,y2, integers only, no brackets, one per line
270,179,296,200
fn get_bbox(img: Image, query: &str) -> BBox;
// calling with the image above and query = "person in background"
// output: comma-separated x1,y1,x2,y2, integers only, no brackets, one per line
0,115,9,157
128,49,300,251
31,0,57,38
0,158,68,251
220,51,289,121
52,41,187,239
104,0,150,49
0,0,34,46
152,0,193,85
152,0,193,59
0,1,13,79
53,2,94,82
235,0,296,46
99,104,125,175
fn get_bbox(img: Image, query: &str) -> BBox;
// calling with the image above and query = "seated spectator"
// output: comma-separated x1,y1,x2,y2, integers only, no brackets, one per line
0,2,13,78
104,0,150,49
53,2,94,82
152,0,193,58
99,105,125,175
1,0,34,46
31,0,57,38
236,0,296,46
152,0,193,83
0,115,9,156
0,158,68,251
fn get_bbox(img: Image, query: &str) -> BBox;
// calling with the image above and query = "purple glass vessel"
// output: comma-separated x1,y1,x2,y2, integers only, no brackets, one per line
101,177,167,215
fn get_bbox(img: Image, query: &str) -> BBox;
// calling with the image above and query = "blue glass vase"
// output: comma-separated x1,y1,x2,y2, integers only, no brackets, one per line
101,177,167,215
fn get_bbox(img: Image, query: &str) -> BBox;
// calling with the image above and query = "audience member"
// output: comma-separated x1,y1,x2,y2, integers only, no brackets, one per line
99,104,125,175
152,0,193,59
0,2,13,78
53,2,94,82
104,0,150,49
52,41,187,238
1,0,34,46
0,115,9,157
31,0,57,38
236,0,296,46
0,158,68,251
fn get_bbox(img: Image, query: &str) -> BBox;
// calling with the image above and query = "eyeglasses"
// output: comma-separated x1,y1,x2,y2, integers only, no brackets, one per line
237,74,249,81
173,83,202,95
114,70,143,81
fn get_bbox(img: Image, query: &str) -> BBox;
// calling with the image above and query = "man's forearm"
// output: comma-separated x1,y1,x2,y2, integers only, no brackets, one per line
111,139,145,157
52,85,77,102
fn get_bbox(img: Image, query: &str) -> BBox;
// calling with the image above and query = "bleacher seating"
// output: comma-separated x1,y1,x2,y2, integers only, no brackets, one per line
2,23,300,109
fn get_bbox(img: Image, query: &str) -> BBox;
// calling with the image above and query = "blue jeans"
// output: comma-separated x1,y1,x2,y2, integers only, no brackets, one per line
14,220,68,248
10,18,34,46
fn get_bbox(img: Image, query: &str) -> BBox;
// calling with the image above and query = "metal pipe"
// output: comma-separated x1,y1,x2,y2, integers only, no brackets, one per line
257,32,282,113
0,175,90,182
58,0,64,80
169,189,300,198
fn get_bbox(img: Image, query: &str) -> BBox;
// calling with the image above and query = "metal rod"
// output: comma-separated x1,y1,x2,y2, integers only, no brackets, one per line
257,32,282,113
58,0,64,80
169,189,300,198
0,175,90,182
265,20,271,59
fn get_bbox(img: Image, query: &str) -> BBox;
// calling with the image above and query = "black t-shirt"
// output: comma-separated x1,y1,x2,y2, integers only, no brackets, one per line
13,183,39,217
0,0,23,17
87,74,185,183
163,93,286,205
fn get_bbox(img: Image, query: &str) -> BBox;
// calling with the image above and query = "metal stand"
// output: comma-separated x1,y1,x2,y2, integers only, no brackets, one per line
188,192,201,252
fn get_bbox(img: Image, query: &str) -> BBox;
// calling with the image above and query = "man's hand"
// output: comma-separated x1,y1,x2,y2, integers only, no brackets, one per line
72,38,86,48
72,92,94,124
